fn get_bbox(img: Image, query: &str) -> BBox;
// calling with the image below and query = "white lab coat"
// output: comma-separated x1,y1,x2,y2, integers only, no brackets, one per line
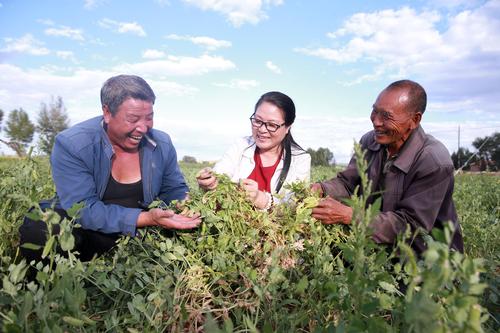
214,136,311,201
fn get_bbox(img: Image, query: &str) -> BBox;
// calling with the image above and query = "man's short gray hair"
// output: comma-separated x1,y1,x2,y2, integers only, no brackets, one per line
386,79,427,115
100,75,156,116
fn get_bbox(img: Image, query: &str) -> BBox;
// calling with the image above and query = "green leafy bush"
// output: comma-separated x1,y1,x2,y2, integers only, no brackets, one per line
0,152,496,332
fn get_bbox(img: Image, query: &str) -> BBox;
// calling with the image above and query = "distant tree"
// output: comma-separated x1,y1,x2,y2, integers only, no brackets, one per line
182,155,197,163
37,96,70,155
0,109,3,126
1,109,35,157
451,147,474,170
307,147,335,167
472,132,499,170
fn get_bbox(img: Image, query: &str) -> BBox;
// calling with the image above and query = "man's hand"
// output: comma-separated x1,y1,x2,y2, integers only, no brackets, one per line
138,208,202,230
196,167,218,190
240,178,269,209
310,183,324,197
311,197,352,225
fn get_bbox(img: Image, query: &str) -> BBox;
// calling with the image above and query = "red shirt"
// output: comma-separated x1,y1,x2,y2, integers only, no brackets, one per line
247,150,281,192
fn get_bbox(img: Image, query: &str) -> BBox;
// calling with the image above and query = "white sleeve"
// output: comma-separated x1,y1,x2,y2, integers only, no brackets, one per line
291,152,311,183
213,140,244,179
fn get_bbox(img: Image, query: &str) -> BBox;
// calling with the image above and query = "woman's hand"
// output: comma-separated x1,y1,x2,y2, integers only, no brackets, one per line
196,167,218,190
240,178,270,209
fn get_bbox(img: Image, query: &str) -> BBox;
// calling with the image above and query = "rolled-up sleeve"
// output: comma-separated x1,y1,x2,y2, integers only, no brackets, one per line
320,155,360,200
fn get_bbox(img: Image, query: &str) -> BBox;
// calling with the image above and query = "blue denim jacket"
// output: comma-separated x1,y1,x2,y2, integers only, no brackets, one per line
50,116,188,236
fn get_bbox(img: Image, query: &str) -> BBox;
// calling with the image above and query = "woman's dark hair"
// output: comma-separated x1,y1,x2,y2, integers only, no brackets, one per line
253,91,305,192
253,91,305,154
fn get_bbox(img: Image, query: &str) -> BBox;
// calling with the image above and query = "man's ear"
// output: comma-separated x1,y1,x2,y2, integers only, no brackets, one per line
103,105,111,123
411,112,422,129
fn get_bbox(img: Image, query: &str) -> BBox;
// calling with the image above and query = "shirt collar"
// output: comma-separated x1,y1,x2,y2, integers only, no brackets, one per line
392,125,426,174
367,125,426,174
242,136,257,159
241,136,286,161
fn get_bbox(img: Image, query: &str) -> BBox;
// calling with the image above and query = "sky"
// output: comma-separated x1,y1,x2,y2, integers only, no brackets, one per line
0,0,499,163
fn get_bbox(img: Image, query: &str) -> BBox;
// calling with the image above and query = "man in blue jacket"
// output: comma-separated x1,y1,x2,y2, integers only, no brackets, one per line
20,74,201,261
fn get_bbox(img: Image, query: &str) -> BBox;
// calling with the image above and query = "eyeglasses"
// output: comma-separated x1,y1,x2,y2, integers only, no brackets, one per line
249,116,285,133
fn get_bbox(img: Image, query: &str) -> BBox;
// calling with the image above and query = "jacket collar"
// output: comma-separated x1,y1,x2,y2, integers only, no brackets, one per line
242,136,257,160
392,125,426,174
366,125,426,174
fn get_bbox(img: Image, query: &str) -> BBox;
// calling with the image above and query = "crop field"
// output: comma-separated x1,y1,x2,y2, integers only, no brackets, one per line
0,155,498,332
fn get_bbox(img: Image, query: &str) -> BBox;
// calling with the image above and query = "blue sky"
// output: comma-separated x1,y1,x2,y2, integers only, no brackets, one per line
0,0,499,163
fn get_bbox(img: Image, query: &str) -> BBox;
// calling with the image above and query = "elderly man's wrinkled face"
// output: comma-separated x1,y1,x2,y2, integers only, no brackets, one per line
370,88,421,156
103,98,154,153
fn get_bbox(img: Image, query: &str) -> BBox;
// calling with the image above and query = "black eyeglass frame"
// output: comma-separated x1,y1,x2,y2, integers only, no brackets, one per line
249,116,286,133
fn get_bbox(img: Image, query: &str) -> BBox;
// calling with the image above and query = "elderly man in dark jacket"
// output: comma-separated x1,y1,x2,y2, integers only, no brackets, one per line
311,80,463,255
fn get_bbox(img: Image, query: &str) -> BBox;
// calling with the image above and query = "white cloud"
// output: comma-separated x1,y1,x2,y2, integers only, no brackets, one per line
151,80,198,96
84,0,106,10
1,34,50,55
297,7,443,64
45,26,85,41
0,64,198,125
114,54,235,76
295,116,371,163
56,50,77,62
182,0,284,27
265,60,282,74
294,115,500,164
37,19,55,26
142,49,166,59
213,79,259,90
166,34,231,50
98,18,146,37
296,1,500,117
1,63,496,162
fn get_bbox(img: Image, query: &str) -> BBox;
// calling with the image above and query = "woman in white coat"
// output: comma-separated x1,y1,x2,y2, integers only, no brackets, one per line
197,91,311,210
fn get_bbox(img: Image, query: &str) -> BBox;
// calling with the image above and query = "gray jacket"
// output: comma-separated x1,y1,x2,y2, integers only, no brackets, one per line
320,126,463,254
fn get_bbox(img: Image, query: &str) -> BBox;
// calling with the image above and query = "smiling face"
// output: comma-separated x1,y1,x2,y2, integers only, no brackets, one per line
103,97,154,153
371,87,421,155
251,101,289,153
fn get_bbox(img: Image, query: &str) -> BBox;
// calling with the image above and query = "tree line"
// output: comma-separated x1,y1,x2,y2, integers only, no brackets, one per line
182,147,337,167
1,98,497,171
451,132,499,171
0,96,69,157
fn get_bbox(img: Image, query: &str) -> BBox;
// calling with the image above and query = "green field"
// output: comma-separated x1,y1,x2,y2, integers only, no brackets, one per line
0,156,498,332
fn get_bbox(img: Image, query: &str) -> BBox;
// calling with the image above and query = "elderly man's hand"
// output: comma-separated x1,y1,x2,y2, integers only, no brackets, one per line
196,167,218,191
138,208,202,229
311,197,353,225
310,183,324,197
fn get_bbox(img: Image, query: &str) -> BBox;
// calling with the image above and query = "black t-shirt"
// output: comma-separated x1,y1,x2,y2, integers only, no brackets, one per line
102,175,143,209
